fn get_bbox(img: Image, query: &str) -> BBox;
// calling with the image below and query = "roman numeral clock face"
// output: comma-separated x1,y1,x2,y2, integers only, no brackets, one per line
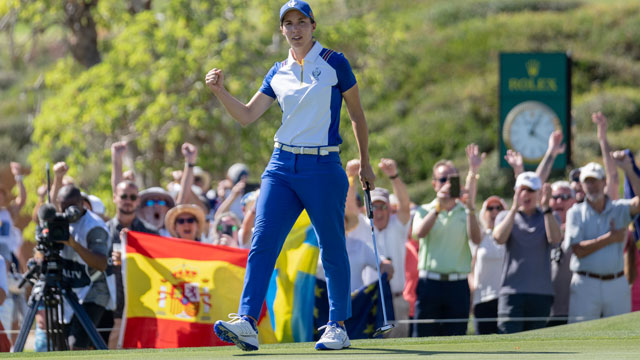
502,101,561,163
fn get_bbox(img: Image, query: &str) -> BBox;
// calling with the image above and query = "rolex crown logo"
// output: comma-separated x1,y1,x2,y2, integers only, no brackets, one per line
526,59,540,77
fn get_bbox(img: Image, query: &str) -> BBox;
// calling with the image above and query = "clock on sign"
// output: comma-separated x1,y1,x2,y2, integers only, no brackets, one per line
502,100,561,163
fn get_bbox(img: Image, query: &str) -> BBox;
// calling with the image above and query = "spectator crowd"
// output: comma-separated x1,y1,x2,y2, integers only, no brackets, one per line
0,111,639,351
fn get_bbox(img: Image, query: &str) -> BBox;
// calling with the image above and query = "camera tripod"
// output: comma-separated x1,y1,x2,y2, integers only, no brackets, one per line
12,253,107,352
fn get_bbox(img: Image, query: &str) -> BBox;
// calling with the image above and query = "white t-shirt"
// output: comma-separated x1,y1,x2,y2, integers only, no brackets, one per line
317,234,382,293
358,214,411,294
470,229,505,305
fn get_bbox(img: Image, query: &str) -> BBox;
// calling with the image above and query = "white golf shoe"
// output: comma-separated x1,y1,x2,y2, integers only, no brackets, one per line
214,313,259,351
315,321,351,350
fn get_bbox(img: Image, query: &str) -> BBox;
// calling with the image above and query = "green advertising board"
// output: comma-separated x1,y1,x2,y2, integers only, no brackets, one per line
499,52,571,170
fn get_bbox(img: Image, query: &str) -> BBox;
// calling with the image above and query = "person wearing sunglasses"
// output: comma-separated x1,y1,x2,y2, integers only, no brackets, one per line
137,187,175,237
565,157,640,325
569,169,585,204
469,195,507,334
493,172,562,334
547,181,577,327
106,180,158,348
210,212,242,247
412,144,483,337
165,204,207,242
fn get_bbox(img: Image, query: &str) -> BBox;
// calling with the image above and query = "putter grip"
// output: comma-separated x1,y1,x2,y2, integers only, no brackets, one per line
364,182,373,219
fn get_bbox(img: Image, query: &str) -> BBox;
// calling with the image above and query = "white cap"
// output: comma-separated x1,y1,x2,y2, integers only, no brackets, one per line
579,162,605,182
514,171,541,191
87,195,106,216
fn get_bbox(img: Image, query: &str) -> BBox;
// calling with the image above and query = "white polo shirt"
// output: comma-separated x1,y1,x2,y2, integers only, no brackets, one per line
356,214,411,294
259,41,357,147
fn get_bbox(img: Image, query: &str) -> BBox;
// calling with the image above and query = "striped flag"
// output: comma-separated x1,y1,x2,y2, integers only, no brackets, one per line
266,211,320,343
120,231,276,348
623,149,640,242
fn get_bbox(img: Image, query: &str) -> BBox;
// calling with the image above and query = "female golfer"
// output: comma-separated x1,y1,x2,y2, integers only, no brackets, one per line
205,0,375,351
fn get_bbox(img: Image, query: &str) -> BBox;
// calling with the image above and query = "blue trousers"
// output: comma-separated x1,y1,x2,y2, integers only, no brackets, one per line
238,148,351,321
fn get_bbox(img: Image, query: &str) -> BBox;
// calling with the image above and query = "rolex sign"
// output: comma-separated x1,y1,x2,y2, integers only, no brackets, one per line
499,52,572,170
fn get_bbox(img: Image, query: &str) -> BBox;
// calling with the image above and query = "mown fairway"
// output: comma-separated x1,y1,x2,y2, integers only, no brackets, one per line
3,312,639,359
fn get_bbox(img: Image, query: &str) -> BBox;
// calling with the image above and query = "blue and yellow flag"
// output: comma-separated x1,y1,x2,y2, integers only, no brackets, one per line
313,273,395,339
266,211,319,343
623,149,640,242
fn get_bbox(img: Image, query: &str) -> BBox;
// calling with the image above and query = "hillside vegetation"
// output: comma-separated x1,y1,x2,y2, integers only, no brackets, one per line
1,0,640,220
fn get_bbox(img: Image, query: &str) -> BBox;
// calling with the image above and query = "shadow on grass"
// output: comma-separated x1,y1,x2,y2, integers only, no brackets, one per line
234,347,575,356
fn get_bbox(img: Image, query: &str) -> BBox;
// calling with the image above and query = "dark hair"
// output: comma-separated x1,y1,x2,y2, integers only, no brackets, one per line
58,185,83,209
569,169,581,183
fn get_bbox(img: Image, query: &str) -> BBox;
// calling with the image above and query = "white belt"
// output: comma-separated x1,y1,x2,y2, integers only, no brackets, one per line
274,142,339,156
419,270,468,281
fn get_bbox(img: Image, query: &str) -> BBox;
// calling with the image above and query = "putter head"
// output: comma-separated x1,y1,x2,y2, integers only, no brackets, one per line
372,324,395,338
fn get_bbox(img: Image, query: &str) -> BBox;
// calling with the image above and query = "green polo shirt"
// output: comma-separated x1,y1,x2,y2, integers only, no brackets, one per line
412,199,472,274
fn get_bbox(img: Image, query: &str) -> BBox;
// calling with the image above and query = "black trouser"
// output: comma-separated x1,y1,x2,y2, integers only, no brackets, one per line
473,299,498,335
65,302,106,349
414,278,470,337
97,310,114,345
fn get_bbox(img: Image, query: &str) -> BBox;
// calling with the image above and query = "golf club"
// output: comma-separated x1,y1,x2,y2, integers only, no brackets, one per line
363,182,395,337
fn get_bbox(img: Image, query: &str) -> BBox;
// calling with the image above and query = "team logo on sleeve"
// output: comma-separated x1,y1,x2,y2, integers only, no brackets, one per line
312,67,321,80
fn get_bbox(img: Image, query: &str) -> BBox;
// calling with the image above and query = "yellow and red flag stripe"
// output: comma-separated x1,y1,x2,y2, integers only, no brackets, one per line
121,231,276,348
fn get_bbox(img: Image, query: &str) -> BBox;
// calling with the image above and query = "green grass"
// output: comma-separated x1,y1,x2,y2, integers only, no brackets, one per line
3,312,640,359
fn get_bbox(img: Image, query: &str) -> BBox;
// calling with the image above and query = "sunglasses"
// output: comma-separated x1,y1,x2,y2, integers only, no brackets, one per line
176,217,197,224
486,206,503,212
217,224,238,232
119,194,138,201
552,194,572,201
372,204,388,211
145,199,167,207
521,188,537,193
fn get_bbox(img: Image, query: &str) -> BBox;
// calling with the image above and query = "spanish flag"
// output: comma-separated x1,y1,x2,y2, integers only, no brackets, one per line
121,231,276,348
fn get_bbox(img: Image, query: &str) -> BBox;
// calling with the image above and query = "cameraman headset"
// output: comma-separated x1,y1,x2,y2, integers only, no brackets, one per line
57,185,110,350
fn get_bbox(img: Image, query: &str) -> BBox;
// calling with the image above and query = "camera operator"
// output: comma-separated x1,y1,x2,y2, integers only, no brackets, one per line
57,185,110,350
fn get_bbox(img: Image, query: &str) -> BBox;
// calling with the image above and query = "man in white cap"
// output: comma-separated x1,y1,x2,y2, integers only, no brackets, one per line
565,160,640,323
350,158,411,337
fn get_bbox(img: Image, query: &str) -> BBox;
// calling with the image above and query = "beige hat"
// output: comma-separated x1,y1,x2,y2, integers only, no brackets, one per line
579,162,605,182
370,188,390,204
164,204,207,238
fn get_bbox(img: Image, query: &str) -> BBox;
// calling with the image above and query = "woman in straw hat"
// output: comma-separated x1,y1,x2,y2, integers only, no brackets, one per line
164,204,207,242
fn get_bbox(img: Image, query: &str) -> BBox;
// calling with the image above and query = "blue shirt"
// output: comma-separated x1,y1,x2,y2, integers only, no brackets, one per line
565,198,635,275
259,41,357,147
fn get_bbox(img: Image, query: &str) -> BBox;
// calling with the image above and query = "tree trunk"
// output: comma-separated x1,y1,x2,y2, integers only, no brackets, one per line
128,0,152,15
64,0,101,68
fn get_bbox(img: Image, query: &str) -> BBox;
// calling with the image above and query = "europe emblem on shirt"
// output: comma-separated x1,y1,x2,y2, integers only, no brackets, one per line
312,67,321,81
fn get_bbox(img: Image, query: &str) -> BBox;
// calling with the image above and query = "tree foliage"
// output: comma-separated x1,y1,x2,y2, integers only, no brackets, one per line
14,0,640,226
